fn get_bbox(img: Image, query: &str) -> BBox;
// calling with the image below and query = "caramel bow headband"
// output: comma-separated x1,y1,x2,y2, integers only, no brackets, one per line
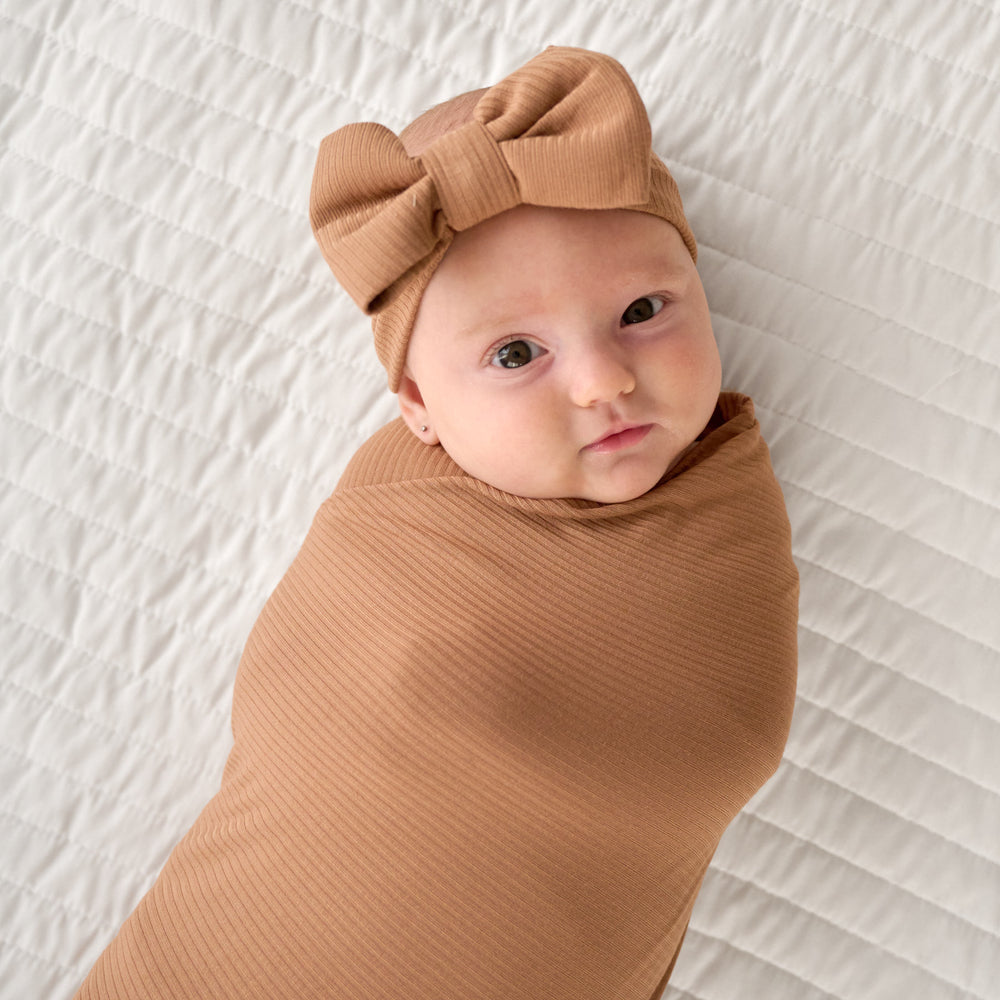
310,46,696,391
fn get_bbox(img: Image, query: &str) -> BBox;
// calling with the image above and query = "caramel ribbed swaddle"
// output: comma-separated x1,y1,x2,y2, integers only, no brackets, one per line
76,392,798,1000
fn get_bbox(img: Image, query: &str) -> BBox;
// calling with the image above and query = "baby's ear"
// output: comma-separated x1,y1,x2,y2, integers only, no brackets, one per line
396,371,440,445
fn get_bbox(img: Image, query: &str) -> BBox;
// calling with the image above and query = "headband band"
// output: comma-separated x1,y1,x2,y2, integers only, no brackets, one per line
310,46,696,390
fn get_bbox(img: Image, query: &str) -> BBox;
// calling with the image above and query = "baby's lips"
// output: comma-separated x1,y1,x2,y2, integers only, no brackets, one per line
583,423,653,453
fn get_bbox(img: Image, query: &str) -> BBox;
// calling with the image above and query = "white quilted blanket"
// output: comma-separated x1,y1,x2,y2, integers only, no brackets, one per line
2,2,998,998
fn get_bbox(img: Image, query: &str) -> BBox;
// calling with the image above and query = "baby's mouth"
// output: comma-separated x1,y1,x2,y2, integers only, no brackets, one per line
583,423,653,454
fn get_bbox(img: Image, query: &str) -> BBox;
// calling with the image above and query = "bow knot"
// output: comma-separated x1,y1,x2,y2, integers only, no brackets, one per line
420,119,521,231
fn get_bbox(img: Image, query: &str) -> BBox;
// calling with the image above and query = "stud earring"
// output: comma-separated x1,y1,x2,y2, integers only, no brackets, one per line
420,425,428,433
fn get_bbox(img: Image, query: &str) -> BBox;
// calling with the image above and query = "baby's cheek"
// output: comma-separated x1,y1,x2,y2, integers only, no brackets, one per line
675,331,721,390
438,423,523,490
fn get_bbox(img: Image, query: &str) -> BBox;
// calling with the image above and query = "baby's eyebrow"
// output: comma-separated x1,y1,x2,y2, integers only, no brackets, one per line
454,315,533,341
627,257,692,281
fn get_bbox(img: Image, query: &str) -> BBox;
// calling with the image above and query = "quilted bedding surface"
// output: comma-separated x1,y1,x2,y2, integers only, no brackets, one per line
1,1,998,997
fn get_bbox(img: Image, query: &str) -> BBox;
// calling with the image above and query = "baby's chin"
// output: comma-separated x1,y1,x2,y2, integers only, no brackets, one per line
567,446,694,503
569,475,666,504
486,466,669,505
436,435,681,504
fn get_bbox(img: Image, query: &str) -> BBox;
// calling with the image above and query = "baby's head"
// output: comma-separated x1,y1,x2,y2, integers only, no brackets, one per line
311,47,721,503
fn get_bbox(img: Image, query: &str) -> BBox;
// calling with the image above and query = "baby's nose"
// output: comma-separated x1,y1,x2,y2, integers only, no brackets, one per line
568,343,636,408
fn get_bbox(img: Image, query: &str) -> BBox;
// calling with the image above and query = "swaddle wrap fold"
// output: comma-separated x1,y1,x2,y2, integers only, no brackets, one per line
76,392,798,1000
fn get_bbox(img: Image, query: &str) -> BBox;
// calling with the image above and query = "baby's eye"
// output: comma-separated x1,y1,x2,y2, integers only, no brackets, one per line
491,339,543,369
621,296,665,325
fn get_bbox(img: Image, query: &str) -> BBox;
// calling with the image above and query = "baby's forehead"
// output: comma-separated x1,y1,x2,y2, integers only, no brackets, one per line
443,205,692,274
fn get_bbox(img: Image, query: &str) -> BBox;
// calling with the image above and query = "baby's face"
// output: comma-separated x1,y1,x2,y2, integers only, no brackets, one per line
398,206,721,503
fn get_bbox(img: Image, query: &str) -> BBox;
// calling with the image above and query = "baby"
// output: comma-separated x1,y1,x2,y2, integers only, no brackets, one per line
76,46,798,1000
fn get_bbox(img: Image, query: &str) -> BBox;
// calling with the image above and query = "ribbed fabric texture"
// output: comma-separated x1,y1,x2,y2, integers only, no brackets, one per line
75,392,797,1000
309,46,696,390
